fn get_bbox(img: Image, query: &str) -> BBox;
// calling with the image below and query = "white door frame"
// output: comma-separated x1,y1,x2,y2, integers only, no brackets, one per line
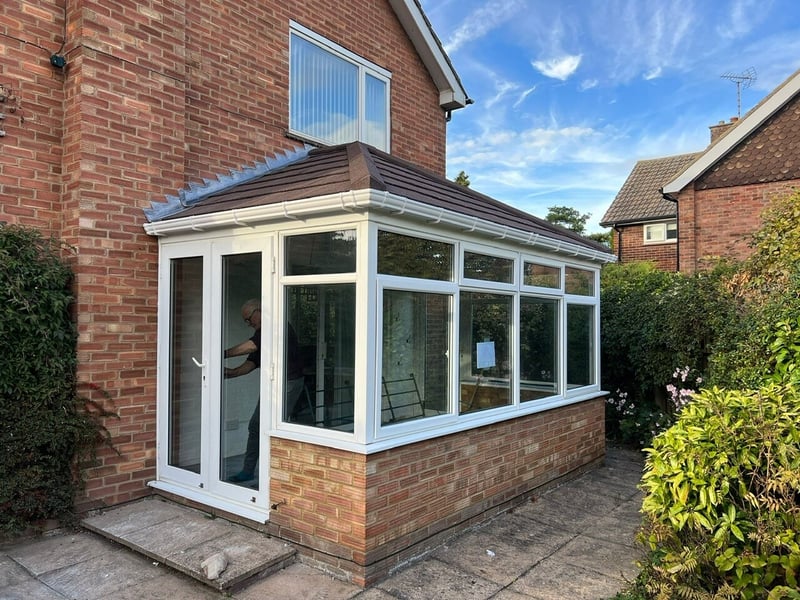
151,234,274,522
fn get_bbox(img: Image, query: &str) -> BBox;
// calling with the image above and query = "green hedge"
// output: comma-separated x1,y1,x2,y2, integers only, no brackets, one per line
0,224,112,534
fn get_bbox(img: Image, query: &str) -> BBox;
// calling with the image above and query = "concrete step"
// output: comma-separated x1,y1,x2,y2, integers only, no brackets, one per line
82,496,295,591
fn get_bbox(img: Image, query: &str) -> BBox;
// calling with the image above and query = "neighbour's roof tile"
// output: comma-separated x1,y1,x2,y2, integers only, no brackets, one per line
600,152,702,226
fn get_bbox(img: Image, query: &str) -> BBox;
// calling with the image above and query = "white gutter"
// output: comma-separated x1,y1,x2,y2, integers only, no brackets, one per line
143,189,616,264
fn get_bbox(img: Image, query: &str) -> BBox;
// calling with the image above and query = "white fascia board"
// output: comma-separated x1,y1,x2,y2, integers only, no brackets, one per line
387,0,468,110
663,71,800,195
143,189,616,264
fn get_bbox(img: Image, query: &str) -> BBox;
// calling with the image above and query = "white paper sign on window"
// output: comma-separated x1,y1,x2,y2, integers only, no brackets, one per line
476,341,496,369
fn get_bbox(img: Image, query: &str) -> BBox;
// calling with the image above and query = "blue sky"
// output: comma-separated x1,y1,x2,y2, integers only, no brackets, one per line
420,0,800,233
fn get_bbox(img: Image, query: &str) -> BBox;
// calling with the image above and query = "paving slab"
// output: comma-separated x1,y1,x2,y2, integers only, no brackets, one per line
0,578,68,600
432,512,575,586
37,545,163,600
83,496,295,591
375,557,503,600
7,531,109,576
235,562,361,600
507,556,627,600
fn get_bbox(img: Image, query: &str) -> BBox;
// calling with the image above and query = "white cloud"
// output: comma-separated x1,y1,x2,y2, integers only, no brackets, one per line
579,79,598,91
444,0,526,54
512,86,536,108
531,54,582,80
643,67,662,81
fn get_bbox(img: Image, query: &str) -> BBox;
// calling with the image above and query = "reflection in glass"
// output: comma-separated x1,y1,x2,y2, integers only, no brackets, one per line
382,290,450,424
523,262,561,289
463,251,514,283
168,257,203,473
290,34,358,145
377,231,453,281
285,283,355,431
565,267,594,296
364,74,387,150
520,297,559,401
459,292,512,414
286,230,356,275
567,304,595,388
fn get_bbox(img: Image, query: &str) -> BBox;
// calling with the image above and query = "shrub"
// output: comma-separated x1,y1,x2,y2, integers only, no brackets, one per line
0,224,114,535
639,384,800,599
601,262,737,446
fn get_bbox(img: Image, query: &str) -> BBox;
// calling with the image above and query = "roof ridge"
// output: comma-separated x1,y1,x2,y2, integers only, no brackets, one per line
144,144,312,222
346,142,388,191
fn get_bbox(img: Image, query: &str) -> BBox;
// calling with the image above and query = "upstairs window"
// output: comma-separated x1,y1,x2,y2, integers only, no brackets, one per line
643,221,677,244
290,22,390,151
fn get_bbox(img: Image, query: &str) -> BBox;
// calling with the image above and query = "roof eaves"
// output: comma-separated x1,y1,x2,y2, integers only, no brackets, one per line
387,0,469,110
599,214,677,228
663,68,800,194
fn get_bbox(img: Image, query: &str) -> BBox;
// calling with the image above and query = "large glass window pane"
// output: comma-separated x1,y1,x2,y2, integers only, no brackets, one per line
286,230,356,275
565,267,595,296
463,251,514,283
168,257,203,473
377,231,453,281
459,292,512,414
523,262,560,289
290,34,358,145
364,74,387,149
520,297,559,401
567,304,595,388
220,253,262,488
285,283,355,431
381,290,450,425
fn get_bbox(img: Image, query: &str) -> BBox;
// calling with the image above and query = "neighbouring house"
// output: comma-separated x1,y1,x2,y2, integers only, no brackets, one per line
600,152,701,271
1,0,614,586
602,67,800,273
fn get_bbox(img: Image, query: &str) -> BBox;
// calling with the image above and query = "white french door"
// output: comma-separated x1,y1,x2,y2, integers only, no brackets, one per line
155,236,273,520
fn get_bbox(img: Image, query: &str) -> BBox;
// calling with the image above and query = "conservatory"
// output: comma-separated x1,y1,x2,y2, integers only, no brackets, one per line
144,141,615,584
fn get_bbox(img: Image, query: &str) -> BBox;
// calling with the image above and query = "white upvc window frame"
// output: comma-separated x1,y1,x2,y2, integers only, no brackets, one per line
289,21,391,151
643,221,677,244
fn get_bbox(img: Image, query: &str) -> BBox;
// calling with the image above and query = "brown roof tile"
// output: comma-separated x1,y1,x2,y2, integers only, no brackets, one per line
600,152,701,226
157,142,608,253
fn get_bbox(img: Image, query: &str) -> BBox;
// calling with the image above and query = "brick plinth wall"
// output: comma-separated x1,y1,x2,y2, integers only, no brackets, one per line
269,398,606,586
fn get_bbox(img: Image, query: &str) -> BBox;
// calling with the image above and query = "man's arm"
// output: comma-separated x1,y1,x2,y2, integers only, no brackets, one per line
224,339,257,359
224,359,257,379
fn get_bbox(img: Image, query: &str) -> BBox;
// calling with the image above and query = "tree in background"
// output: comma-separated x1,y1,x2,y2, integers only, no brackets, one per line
454,170,471,187
545,205,590,235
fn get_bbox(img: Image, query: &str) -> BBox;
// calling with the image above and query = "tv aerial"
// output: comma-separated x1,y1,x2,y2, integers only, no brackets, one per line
721,67,757,118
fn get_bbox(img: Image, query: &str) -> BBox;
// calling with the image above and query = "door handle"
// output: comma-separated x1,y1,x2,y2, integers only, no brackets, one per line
191,356,205,368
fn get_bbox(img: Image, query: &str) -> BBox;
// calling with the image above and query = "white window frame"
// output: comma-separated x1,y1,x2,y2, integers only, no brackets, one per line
289,21,391,151
643,221,677,244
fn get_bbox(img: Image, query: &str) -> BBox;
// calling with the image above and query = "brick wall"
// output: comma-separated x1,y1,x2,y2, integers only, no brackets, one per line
678,182,796,272
0,1,66,236
616,224,677,271
2,0,448,509
268,398,605,586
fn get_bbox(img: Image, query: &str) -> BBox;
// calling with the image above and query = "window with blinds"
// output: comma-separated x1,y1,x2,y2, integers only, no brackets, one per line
290,22,390,151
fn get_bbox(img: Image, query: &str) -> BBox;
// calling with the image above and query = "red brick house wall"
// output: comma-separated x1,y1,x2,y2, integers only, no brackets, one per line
1,0,447,509
269,398,605,586
676,92,800,272
614,225,677,271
